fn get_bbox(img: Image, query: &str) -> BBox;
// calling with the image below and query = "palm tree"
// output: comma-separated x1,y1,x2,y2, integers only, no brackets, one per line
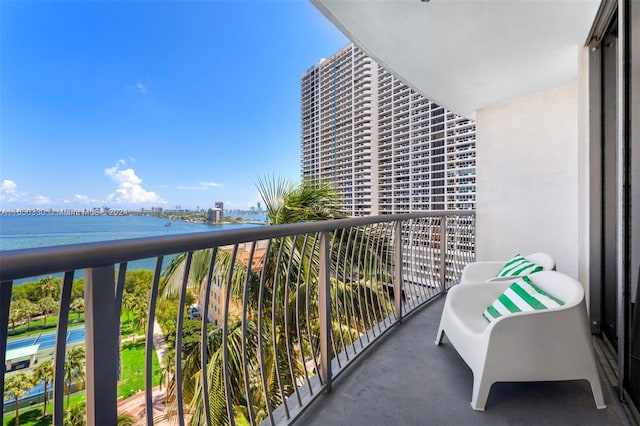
39,296,59,326
4,372,33,426
9,299,37,332
32,359,54,417
116,413,136,426
129,293,148,335
64,346,86,408
122,291,135,326
70,297,84,320
39,276,61,300
64,403,85,426
163,177,393,424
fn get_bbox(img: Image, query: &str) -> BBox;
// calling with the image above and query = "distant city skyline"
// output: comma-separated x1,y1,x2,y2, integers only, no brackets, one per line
0,1,348,210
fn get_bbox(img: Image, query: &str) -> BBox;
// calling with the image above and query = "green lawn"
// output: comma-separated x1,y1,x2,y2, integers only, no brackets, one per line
7,315,85,339
3,391,86,426
3,339,162,425
118,340,162,399
7,310,143,341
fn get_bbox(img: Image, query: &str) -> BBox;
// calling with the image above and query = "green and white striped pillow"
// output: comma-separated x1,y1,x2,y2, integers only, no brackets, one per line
483,275,565,322
496,254,544,277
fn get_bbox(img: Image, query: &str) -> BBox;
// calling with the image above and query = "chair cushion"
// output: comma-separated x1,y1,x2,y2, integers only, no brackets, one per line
483,275,565,322
496,254,544,277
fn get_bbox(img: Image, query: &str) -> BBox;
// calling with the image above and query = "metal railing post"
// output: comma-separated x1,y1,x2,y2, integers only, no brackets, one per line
393,221,403,323
439,218,448,292
0,281,12,419
84,265,118,425
319,231,332,391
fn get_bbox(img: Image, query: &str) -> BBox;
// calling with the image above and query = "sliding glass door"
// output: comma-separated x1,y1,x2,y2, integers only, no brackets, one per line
589,0,639,416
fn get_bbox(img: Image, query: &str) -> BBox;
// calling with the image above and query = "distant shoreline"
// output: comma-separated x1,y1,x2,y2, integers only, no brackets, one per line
0,209,267,223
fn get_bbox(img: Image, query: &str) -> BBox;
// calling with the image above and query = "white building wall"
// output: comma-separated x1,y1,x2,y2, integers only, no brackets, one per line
475,82,580,278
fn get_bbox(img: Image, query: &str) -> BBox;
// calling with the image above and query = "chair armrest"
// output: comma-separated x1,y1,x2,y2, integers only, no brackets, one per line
486,276,521,282
446,281,511,326
460,261,505,284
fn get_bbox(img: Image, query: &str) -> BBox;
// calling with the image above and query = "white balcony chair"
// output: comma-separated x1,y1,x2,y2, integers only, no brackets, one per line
459,252,555,284
435,270,606,411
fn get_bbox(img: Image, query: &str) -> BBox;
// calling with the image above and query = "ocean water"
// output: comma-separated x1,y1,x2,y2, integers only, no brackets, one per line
0,214,264,280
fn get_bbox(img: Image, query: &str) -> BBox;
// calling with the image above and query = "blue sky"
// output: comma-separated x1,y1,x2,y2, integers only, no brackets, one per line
0,1,348,211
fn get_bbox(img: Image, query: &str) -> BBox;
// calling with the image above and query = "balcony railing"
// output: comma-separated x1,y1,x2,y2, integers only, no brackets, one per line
0,211,474,425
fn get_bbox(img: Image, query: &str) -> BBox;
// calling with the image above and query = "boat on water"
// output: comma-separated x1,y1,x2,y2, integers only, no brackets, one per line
164,222,171,227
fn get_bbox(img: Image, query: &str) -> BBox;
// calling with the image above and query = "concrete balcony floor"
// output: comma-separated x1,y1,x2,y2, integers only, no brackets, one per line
299,297,634,426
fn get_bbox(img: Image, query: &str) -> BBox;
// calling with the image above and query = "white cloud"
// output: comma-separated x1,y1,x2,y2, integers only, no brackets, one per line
32,195,50,205
177,185,207,191
105,160,165,205
0,179,26,202
136,82,147,94
72,194,101,204
201,181,223,188
176,181,224,191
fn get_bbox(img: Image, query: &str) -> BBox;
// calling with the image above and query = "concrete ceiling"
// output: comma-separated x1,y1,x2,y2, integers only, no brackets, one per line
311,0,601,119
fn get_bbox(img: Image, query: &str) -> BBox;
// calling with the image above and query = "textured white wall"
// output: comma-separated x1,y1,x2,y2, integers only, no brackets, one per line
475,82,580,278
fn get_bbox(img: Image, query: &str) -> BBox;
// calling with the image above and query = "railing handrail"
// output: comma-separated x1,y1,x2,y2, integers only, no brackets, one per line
0,211,473,282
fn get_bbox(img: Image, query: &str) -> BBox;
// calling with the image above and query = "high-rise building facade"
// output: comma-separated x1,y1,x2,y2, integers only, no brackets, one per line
301,44,475,215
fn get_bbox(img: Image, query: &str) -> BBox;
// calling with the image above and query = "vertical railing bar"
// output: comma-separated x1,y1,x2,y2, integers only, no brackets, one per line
271,238,290,418
362,224,379,334
341,226,356,350
257,239,276,425
145,256,164,426
222,245,239,426
352,228,367,346
420,218,431,299
428,218,437,296
174,251,193,425
115,263,128,387
394,220,403,323
369,224,390,322
85,265,119,425
426,219,435,297
201,247,218,426
241,242,258,424
423,219,432,300
368,224,383,327
448,216,457,281
333,228,349,361
355,227,371,341
383,222,396,320
115,262,128,315
418,219,429,303
304,234,322,386
318,231,332,391
295,234,314,395
0,280,12,419
410,219,421,308
371,223,388,327
453,216,464,282
327,230,343,369
410,220,426,310
53,271,74,426
431,218,440,296
439,217,447,292
400,221,411,312
444,217,452,288
282,235,303,407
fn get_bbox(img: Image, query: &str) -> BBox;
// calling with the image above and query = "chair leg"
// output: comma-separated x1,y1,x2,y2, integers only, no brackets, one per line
470,373,492,411
435,327,443,345
589,377,607,409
